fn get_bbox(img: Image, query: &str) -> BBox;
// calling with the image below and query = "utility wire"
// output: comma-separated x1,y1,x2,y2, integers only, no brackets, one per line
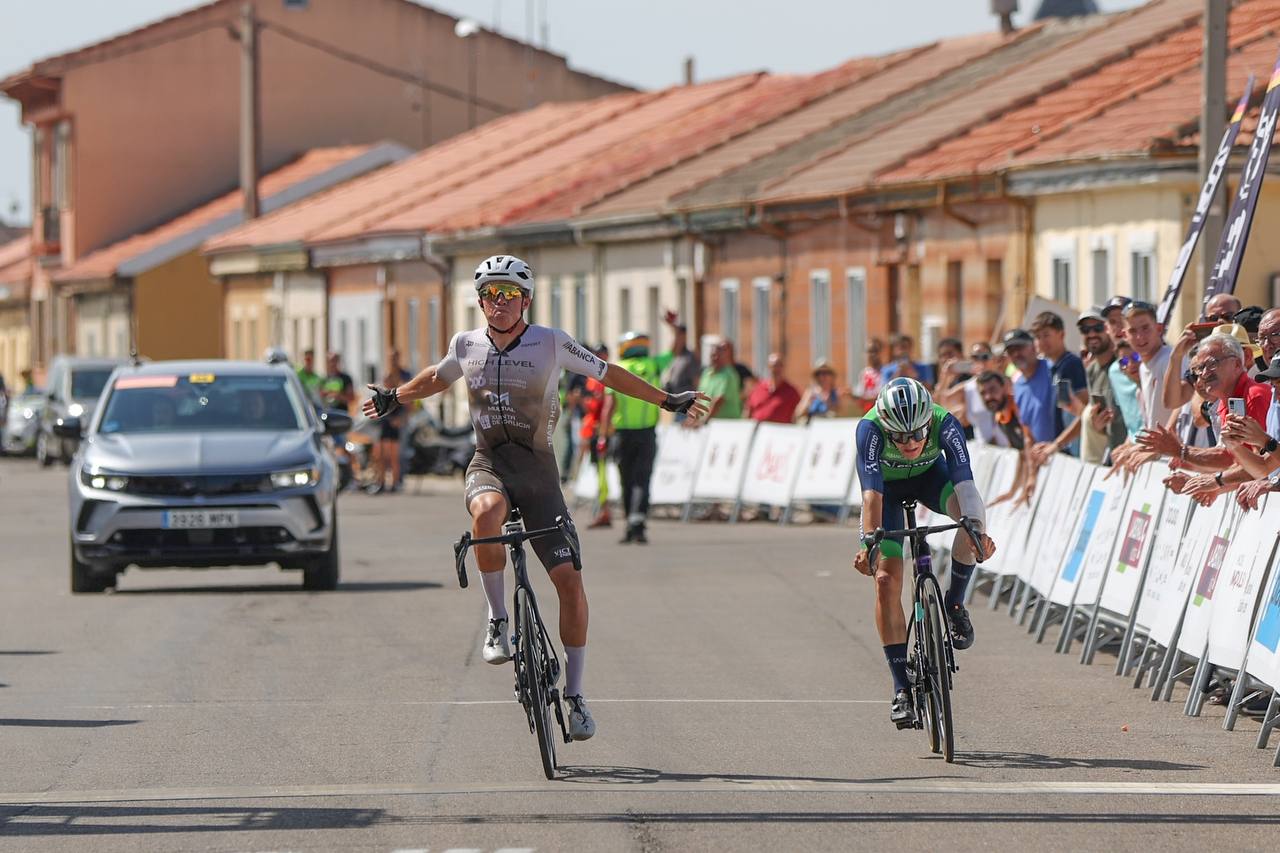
258,19,515,116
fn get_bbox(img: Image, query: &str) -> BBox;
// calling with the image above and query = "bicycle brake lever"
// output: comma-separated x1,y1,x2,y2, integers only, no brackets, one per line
453,534,470,588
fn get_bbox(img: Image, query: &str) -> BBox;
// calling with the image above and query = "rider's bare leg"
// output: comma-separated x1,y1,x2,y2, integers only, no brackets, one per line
549,561,588,695
876,555,912,695
469,491,509,619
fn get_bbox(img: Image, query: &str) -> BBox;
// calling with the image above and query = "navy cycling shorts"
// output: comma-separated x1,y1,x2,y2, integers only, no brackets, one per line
879,460,959,559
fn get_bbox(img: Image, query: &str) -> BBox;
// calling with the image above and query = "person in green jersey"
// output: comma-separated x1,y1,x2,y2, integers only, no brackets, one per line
696,339,742,421
296,349,322,402
602,331,670,544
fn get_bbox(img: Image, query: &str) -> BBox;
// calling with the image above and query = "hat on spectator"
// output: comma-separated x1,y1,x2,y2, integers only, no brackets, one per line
1233,305,1265,335
1258,353,1280,380
1077,307,1105,326
1211,322,1262,361
1001,328,1034,349
1102,296,1132,315
811,359,836,377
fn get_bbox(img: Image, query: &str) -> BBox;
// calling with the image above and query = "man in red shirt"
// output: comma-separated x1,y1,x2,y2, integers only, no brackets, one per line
746,353,802,424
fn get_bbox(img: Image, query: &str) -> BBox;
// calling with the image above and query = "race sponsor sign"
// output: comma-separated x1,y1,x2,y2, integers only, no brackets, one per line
739,423,808,508
1099,464,1167,619
794,418,859,503
690,420,758,501
649,424,707,506
1208,497,1280,668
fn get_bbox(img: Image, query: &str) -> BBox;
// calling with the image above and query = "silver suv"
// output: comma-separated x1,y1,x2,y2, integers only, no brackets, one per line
63,360,350,592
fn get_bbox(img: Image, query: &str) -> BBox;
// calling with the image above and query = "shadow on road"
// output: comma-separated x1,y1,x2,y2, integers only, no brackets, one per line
950,751,1206,772
112,580,442,596
0,719,138,728
385,811,1280,827
0,650,58,655
0,804,382,836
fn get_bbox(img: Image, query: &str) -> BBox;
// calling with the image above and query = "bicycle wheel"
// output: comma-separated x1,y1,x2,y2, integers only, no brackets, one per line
923,584,955,763
914,602,941,754
517,587,557,779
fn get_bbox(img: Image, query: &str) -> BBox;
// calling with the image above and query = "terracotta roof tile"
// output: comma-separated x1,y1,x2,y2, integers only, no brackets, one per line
55,144,397,282
757,0,1204,204
0,236,30,286
883,0,1280,182
302,75,763,243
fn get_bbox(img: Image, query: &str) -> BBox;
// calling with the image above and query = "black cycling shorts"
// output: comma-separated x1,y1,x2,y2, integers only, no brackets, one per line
464,446,579,573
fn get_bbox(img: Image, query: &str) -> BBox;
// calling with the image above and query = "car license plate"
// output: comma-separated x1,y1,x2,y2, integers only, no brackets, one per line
163,510,239,529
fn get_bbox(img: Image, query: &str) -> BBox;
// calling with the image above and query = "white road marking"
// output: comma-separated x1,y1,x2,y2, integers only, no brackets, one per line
4,779,1280,805
49,698,886,711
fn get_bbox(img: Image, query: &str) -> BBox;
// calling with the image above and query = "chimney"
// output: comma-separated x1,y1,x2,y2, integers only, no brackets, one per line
992,0,1018,33
683,56,695,86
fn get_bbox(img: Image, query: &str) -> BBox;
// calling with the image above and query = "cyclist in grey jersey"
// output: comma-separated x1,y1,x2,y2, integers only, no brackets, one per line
364,255,708,742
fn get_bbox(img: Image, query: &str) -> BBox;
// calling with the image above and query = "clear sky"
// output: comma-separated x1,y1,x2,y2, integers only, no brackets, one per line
0,0,1146,225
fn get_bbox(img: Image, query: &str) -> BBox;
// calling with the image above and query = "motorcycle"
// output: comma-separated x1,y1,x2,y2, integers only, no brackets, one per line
407,409,475,476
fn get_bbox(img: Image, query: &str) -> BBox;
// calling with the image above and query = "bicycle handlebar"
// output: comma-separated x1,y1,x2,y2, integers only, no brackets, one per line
452,516,581,588
862,516,987,564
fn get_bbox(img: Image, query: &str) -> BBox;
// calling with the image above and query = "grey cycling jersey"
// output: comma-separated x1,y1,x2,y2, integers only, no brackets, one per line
437,324,608,457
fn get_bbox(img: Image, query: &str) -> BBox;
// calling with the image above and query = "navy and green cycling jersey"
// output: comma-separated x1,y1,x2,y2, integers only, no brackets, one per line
856,404,974,493
856,404,982,559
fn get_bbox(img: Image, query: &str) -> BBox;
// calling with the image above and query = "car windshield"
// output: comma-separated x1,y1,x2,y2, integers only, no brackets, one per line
97,373,306,434
71,368,114,401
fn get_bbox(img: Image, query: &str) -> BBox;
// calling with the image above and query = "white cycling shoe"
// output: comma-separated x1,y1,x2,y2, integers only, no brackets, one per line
482,617,512,665
566,694,596,740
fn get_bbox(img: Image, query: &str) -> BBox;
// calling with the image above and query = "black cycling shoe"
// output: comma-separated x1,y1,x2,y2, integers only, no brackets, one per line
890,689,915,729
948,604,975,651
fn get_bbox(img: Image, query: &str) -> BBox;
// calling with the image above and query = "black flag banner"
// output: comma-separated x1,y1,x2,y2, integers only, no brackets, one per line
1156,76,1254,325
1204,51,1280,308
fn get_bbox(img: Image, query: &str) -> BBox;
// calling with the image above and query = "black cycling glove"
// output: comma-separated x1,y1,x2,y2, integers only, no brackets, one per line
369,385,401,418
661,390,698,414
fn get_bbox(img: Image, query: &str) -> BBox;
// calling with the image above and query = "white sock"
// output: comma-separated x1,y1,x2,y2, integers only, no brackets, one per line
480,570,507,621
565,645,586,697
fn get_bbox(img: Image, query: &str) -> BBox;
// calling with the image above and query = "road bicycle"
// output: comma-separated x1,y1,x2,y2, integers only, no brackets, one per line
454,509,579,779
864,502,984,763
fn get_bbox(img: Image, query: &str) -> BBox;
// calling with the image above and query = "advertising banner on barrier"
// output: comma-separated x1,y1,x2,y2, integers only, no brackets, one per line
1207,498,1280,668
1048,476,1109,607
649,425,707,506
690,420,757,501
1177,504,1243,657
795,418,859,503
1247,507,1280,688
740,423,808,508
572,453,623,504
1133,491,1194,633
1098,464,1168,619
977,450,1021,577
1073,473,1134,608
1022,456,1084,588
1149,497,1232,649
1029,460,1091,596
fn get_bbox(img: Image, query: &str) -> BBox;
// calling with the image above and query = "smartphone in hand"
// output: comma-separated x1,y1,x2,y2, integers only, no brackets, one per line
1056,378,1074,407
1228,397,1247,418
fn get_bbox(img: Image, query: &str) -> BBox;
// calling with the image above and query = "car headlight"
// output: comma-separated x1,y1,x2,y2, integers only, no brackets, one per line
67,403,84,417
80,466,128,491
270,467,319,489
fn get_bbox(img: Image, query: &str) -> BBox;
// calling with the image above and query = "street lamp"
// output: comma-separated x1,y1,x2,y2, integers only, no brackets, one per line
455,18,480,130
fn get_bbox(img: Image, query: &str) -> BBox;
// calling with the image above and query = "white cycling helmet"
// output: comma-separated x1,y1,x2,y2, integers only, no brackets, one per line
474,255,534,293
876,377,933,436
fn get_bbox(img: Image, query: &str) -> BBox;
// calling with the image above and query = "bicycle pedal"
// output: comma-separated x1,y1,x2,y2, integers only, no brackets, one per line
894,719,915,731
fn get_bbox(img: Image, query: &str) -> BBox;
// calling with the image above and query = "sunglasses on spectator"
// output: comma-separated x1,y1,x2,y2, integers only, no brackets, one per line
1204,311,1235,323
886,426,929,445
479,283,527,303
1191,355,1227,377
1258,330,1280,346
971,352,993,361
1078,322,1106,334
1119,353,1141,368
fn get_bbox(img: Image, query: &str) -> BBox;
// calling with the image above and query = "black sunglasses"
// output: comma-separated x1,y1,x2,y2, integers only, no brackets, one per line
1078,322,1106,334
886,426,929,445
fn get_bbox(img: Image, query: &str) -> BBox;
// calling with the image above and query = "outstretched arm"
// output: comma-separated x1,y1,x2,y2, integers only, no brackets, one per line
601,362,710,420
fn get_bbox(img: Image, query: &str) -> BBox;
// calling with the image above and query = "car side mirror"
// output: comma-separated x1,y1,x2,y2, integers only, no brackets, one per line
320,409,352,435
53,415,82,439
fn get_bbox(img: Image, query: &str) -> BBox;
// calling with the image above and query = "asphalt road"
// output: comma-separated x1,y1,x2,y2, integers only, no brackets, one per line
2,457,1279,852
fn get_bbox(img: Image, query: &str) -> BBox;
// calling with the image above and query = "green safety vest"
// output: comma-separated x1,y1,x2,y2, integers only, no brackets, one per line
611,355,665,430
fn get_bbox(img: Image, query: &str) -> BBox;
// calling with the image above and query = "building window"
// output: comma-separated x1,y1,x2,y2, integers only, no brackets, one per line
945,260,962,337
1090,238,1113,305
810,269,831,364
719,279,740,348
428,296,441,362
647,284,660,349
357,317,369,385
408,298,421,370
54,120,71,211
291,318,301,360
619,288,632,334
549,276,562,330
752,277,771,375
675,275,688,328
308,317,318,352
248,317,259,360
846,267,867,381
1052,255,1074,305
573,274,588,341
1131,250,1155,302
